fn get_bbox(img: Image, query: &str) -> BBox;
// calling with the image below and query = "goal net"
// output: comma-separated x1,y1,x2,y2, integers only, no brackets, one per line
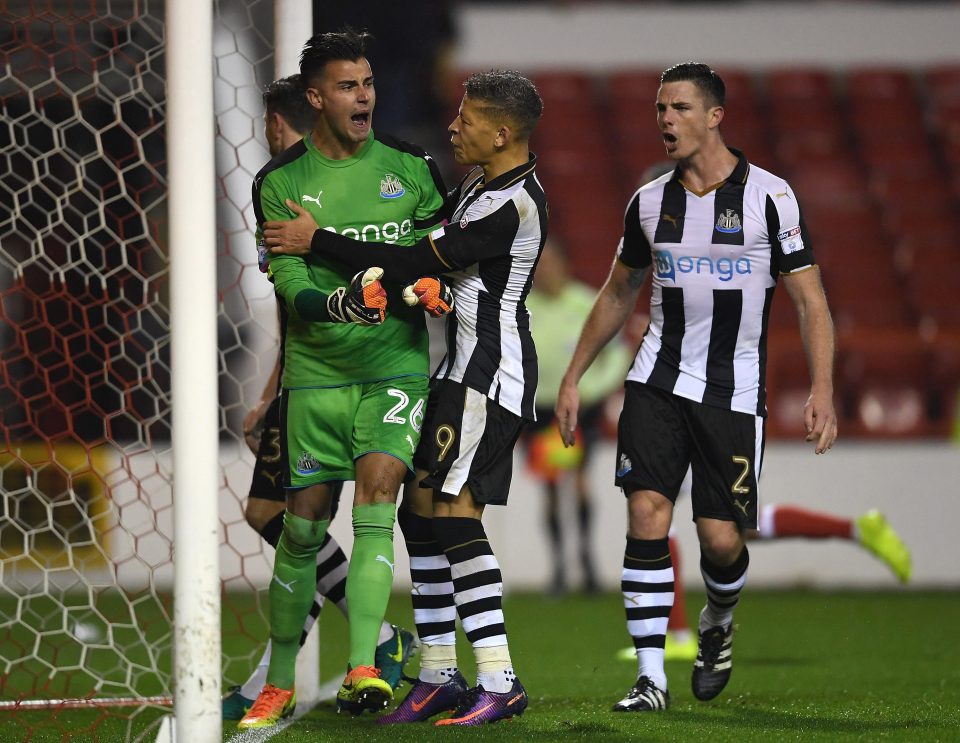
1,2,279,739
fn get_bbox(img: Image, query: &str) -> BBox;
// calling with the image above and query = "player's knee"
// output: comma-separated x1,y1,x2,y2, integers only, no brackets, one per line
281,511,328,558
626,490,672,538
699,527,744,565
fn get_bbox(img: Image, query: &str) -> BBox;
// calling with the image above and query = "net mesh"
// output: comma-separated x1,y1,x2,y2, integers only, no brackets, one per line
0,2,277,739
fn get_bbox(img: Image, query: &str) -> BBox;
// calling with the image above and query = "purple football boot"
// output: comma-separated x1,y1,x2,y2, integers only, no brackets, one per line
377,671,467,724
434,679,528,726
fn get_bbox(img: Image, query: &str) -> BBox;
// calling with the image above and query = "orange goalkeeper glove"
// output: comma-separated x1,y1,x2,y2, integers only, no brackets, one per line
402,276,454,318
327,267,387,325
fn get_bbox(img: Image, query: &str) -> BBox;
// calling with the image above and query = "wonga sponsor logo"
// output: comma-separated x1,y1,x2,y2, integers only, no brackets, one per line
653,249,752,283
653,249,676,281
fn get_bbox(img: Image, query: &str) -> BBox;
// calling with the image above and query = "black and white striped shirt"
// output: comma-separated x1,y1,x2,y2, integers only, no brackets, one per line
431,155,548,419
618,150,815,416
305,154,549,419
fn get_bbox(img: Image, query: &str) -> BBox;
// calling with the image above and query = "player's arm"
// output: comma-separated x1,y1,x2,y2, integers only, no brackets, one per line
243,321,281,453
271,259,387,325
557,258,647,446
256,178,385,325
557,191,649,446
410,146,450,240
783,267,837,454
264,197,520,281
767,184,837,454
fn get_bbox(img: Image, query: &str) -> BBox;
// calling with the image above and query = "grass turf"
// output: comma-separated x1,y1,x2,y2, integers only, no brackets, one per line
2,590,958,742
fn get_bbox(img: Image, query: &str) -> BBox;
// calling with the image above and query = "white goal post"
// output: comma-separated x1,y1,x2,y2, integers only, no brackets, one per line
0,1,315,741
167,0,220,739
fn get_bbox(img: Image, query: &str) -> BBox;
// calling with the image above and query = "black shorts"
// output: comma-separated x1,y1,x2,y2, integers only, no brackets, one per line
248,397,285,502
414,380,525,505
249,397,342,516
615,382,764,529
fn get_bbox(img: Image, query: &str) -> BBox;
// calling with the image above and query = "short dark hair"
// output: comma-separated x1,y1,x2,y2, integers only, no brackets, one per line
463,70,543,140
262,75,313,134
660,62,725,108
299,27,372,87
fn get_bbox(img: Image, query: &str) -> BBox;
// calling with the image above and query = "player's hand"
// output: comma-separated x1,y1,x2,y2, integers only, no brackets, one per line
402,276,454,318
327,267,387,325
242,399,272,454
263,200,319,256
803,387,838,454
555,377,581,447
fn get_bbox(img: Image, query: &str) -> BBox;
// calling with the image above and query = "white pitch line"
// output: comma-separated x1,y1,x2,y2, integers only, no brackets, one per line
225,677,341,743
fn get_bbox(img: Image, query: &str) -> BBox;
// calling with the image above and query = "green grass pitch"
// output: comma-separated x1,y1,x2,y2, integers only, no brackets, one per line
2,590,958,742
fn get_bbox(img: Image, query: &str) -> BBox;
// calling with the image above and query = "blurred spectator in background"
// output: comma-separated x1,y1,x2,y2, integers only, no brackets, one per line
526,237,632,595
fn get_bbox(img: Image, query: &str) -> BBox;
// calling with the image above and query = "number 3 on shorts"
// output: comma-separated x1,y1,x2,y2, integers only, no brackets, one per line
383,388,425,432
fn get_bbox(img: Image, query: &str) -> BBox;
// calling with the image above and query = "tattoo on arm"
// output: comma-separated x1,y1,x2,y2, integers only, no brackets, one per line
626,268,646,289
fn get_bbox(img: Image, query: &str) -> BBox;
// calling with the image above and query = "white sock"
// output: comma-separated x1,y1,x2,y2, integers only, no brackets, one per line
637,647,667,691
377,622,394,645
239,641,270,699
419,642,458,684
475,645,515,693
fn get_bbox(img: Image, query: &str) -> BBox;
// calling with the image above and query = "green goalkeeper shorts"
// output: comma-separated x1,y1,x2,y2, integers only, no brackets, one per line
282,375,429,489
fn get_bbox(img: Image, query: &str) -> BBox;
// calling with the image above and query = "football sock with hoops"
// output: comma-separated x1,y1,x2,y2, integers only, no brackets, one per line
345,503,396,669
622,537,672,691
266,512,329,689
666,536,691,632
434,517,514,692
699,546,749,632
398,508,457,660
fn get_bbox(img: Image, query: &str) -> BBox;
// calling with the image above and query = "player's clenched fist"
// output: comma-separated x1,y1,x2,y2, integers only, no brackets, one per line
402,276,454,318
327,267,387,325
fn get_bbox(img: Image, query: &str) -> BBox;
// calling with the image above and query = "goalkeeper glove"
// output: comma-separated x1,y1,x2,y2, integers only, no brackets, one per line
402,276,454,318
327,267,387,325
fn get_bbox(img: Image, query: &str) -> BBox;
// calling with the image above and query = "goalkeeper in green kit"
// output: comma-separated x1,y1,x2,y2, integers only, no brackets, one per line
238,28,447,729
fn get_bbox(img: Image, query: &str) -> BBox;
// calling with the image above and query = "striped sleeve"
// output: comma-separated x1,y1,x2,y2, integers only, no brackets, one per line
765,183,815,275
616,190,652,269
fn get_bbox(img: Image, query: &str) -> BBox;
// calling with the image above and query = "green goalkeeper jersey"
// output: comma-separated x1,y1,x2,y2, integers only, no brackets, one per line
253,131,446,388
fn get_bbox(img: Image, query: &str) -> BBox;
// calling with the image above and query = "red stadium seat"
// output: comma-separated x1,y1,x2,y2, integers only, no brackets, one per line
776,129,850,168
846,68,917,102
534,108,609,154
765,330,810,439
766,68,836,104
893,234,960,274
720,69,760,107
906,272,960,333
848,100,920,135
535,71,597,108
770,104,844,134
838,332,937,437
926,332,960,432
767,288,800,333
788,163,871,210
925,66,960,105
606,69,662,102
869,172,955,211
827,276,913,334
